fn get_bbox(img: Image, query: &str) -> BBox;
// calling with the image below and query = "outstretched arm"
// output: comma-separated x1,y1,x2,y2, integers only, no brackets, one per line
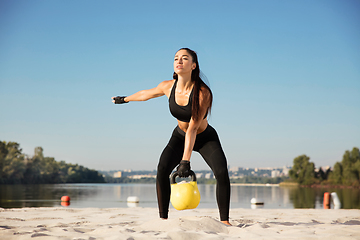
112,81,171,103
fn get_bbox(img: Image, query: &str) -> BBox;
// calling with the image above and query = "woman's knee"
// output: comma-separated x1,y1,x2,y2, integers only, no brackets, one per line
157,162,170,178
214,167,229,180
157,154,179,179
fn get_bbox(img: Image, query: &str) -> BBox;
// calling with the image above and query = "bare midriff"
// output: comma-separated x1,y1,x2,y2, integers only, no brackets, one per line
177,118,208,135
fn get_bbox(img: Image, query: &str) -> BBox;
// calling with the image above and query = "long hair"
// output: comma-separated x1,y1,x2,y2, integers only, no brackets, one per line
172,48,213,121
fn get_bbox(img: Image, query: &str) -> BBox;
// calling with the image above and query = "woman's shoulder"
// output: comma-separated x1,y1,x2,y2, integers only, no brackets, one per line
158,79,175,89
157,80,175,97
161,79,175,85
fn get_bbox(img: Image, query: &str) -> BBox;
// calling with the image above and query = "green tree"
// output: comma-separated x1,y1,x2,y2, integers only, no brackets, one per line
23,147,46,183
341,147,360,186
43,157,61,183
0,141,9,182
289,155,315,185
328,147,360,186
329,162,343,184
315,166,331,181
1,141,105,184
2,142,26,183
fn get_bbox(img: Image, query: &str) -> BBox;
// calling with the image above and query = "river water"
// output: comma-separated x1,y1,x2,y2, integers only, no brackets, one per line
0,183,359,209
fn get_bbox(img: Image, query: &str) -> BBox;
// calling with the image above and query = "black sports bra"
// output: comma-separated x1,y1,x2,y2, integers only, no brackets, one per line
169,80,193,122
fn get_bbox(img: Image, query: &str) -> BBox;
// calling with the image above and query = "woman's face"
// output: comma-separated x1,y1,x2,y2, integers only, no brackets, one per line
174,49,196,75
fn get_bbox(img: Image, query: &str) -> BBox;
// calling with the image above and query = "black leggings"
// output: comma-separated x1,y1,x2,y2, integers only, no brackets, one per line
156,124,231,221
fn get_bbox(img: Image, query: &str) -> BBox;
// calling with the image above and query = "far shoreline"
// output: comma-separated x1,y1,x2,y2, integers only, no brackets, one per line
230,183,280,187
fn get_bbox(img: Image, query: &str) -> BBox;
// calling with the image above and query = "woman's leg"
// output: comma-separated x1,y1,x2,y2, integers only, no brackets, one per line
196,126,231,222
156,128,184,219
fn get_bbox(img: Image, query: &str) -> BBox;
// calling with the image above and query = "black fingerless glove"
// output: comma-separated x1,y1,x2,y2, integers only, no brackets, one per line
113,96,128,104
176,160,191,178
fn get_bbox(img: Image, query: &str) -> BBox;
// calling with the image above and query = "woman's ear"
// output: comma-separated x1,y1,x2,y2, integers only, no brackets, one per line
192,63,196,70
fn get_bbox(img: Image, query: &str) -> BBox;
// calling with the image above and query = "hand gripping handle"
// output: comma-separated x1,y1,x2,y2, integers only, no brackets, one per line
170,170,197,184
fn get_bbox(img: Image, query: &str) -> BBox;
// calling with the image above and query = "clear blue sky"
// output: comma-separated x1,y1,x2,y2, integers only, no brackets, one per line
1,0,359,171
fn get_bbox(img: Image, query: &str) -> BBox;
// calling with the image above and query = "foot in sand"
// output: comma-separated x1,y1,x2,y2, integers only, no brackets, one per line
221,220,231,226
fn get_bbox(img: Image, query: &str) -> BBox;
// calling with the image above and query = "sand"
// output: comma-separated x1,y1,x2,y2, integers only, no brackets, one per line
1,207,359,239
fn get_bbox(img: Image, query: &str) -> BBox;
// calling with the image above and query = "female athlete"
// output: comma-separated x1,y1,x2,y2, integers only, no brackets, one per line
112,48,231,225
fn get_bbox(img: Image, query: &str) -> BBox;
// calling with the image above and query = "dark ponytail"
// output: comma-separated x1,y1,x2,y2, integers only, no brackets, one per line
173,48,213,121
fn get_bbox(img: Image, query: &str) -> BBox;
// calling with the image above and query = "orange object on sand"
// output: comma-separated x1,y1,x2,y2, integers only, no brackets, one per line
61,196,70,202
323,192,330,209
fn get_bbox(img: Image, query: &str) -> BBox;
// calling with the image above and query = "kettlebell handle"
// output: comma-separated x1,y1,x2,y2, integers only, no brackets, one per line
170,170,197,184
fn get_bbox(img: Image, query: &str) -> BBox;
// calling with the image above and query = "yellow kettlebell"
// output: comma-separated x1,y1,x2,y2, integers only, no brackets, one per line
170,170,201,210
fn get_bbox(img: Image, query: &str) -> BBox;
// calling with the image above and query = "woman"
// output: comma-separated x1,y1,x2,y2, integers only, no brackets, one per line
112,48,231,225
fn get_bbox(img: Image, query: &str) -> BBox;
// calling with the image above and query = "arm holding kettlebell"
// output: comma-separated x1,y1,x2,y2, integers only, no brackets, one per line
178,89,211,171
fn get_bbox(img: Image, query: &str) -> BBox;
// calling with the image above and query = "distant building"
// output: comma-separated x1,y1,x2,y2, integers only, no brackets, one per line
205,173,213,179
196,173,203,179
282,166,290,176
259,167,275,170
230,176,240,179
113,171,122,178
271,170,280,178
129,174,156,179
229,166,239,172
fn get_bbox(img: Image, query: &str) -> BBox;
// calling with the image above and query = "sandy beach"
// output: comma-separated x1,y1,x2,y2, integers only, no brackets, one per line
1,207,359,239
